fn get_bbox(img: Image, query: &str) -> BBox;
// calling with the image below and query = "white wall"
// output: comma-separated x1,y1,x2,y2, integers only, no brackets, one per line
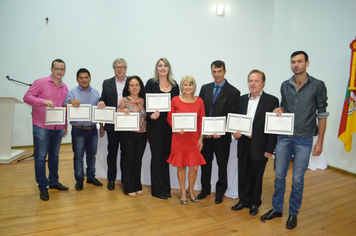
0,0,355,173
269,0,356,173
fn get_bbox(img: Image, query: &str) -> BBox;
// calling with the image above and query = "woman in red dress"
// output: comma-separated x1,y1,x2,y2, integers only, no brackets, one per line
167,75,206,205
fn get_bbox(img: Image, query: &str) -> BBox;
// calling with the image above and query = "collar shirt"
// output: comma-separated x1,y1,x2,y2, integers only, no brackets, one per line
213,79,226,95
115,77,127,105
246,91,263,137
63,85,100,126
280,73,329,138
23,75,68,130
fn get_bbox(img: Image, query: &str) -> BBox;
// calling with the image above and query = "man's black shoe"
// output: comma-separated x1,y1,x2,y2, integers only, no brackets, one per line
215,195,224,204
286,214,297,229
107,181,115,190
87,178,103,186
231,202,248,210
250,205,259,215
260,209,283,220
197,192,209,200
75,182,83,191
49,182,69,191
40,190,49,201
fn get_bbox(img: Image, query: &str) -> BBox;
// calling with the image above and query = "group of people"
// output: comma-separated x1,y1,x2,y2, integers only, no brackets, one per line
23,50,328,230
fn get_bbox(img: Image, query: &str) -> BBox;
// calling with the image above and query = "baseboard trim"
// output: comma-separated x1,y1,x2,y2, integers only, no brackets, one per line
327,165,356,177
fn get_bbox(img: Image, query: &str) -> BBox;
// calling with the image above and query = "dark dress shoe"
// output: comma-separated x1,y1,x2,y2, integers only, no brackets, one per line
152,194,168,200
286,214,297,229
49,182,69,191
260,209,283,220
166,193,172,198
231,202,248,211
40,190,49,201
75,182,83,191
87,178,103,186
197,192,209,200
250,205,259,215
215,195,224,204
107,181,115,190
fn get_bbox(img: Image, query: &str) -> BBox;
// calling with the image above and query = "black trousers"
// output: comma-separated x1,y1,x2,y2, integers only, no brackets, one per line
106,131,122,181
120,131,147,193
200,137,230,196
146,117,172,197
238,138,267,207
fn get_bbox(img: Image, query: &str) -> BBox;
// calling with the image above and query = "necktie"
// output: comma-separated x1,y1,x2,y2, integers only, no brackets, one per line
209,85,220,116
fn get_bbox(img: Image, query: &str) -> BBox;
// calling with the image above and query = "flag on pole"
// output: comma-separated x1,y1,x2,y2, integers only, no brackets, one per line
338,38,356,152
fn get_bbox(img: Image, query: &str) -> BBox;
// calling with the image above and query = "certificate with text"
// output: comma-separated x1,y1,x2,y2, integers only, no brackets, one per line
225,113,253,136
201,116,226,135
114,112,140,131
264,112,294,135
92,106,115,124
45,107,66,125
146,93,171,112
172,113,197,132
67,104,91,122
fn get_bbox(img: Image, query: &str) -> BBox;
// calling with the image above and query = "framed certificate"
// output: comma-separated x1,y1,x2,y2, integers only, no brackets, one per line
201,116,226,135
225,113,253,136
264,112,294,135
145,93,171,112
92,106,115,124
172,113,197,132
45,107,66,125
67,104,91,122
114,112,140,131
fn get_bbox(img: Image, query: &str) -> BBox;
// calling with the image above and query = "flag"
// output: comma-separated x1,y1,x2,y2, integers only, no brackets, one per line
338,39,356,152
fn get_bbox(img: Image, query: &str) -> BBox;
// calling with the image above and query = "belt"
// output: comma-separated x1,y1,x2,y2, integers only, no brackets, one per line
72,125,96,130
247,136,252,139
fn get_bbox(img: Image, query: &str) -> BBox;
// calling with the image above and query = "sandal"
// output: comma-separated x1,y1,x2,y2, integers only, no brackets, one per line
180,193,188,205
187,190,199,203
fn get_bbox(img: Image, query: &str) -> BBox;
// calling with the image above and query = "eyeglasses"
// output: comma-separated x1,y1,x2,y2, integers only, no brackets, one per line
53,68,65,72
114,66,127,70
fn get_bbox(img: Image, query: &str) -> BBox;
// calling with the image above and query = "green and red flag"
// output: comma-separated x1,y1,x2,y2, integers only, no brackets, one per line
338,38,356,152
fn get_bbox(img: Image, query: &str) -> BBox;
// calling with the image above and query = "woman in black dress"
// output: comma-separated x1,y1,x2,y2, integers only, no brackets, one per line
145,58,179,199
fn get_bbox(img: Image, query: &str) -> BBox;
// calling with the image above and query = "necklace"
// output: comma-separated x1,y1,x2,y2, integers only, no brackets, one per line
159,82,171,92
128,96,142,108
181,95,195,102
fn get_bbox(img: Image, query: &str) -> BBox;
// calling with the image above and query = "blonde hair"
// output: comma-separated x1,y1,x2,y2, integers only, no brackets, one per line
153,58,177,87
180,75,197,95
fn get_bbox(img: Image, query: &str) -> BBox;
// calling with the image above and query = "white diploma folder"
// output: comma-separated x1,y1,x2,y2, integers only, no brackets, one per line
67,104,91,122
264,112,294,135
92,106,115,124
201,116,226,135
45,107,66,125
145,93,171,112
225,113,253,136
114,112,140,131
172,113,197,132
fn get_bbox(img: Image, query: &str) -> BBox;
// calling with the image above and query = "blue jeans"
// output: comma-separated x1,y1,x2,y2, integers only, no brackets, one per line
33,125,63,191
71,127,98,183
272,135,313,215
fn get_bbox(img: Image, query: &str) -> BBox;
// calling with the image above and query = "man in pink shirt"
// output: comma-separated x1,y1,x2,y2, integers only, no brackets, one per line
23,59,69,201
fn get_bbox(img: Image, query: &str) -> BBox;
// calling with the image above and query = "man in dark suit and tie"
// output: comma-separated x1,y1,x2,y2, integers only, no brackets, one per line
198,60,240,204
97,58,128,190
231,69,279,215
